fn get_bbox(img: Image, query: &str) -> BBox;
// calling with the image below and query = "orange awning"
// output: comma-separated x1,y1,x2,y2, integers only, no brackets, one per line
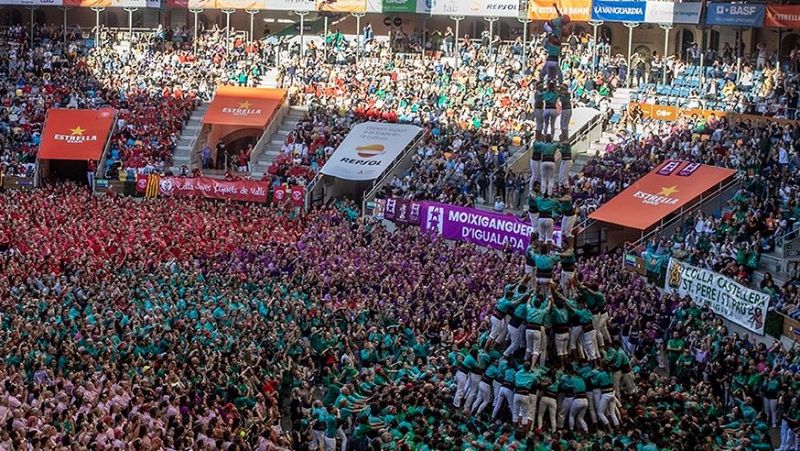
589,160,736,230
202,86,286,128
38,109,116,161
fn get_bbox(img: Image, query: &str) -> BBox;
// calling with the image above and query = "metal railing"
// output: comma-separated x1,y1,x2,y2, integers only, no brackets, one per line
505,110,604,174
250,93,290,173
361,130,429,213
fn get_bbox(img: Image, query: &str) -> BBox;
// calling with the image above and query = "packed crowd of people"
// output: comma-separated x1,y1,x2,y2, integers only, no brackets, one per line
2,184,799,450
0,25,272,178
633,41,800,118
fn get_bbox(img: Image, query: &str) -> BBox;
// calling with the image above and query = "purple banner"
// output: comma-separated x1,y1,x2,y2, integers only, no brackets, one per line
657,160,681,176
419,201,561,253
678,162,701,177
384,198,422,225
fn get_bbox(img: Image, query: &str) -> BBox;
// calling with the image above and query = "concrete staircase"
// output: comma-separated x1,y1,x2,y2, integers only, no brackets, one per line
250,105,308,179
585,87,632,157
171,103,209,172
609,87,633,116
587,130,621,156
259,67,281,89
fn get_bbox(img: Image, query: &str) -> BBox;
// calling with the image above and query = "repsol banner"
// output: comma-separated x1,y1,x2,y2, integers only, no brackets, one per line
664,259,770,335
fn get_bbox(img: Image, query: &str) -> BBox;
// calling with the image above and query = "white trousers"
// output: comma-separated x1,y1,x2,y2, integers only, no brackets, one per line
504,323,526,357
538,395,558,432
540,161,556,195
492,386,515,420
569,398,589,432
538,217,554,244
525,327,544,366
453,370,467,407
489,315,508,343
463,372,482,411
529,159,540,191
559,159,573,186
472,381,492,416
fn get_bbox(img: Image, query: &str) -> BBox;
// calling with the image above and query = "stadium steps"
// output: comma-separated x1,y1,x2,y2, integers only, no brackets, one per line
250,106,308,179
170,103,209,171
609,87,633,114
258,67,282,89
587,131,621,156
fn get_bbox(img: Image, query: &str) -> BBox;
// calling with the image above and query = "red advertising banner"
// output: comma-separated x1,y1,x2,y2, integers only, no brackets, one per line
765,5,800,28
273,185,286,203
290,186,304,206
158,176,269,203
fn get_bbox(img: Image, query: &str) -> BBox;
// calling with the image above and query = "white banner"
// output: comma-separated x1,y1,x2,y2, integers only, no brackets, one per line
268,0,315,10
664,259,770,335
321,122,421,181
415,0,520,17
644,1,702,25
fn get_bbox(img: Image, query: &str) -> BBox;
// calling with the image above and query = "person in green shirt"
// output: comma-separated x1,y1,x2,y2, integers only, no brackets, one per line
504,295,531,359
558,189,576,242
525,295,552,369
666,330,686,375
513,365,537,431
578,280,610,351
539,133,559,195
492,366,517,421
533,243,560,302
535,192,559,245
558,83,572,141
487,274,530,351
563,294,599,363
589,366,619,429
550,285,572,369
761,371,781,428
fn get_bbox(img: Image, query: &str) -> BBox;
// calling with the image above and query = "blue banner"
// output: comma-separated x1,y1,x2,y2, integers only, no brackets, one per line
706,3,765,27
591,0,646,22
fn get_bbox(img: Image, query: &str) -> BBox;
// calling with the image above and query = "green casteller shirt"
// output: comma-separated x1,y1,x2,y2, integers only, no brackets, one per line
550,304,569,326
513,302,529,322
514,367,537,390
535,197,559,216
526,301,550,326
539,142,559,159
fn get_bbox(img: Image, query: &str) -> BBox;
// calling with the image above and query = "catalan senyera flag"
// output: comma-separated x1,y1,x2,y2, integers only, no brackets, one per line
589,160,736,230
145,174,161,198
38,109,116,161
202,86,286,128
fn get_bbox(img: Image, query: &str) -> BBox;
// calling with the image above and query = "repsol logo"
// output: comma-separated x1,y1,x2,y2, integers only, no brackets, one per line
486,4,516,10
340,158,381,166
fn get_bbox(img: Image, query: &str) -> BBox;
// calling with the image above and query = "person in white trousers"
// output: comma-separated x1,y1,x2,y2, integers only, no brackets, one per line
538,134,558,196
558,139,573,187
529,140,542,193
452,355,468,408
504,295,530,358
538,379,559,432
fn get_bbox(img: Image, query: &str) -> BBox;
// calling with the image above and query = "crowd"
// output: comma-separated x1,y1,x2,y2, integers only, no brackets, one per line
272,25,617,201
633,41,800,118
0,25,272,178
1,184,799,449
